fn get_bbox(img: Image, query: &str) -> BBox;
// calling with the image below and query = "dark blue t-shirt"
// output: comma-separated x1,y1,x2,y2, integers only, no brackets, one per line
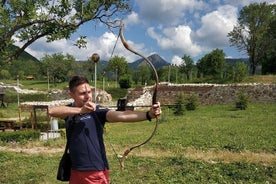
65,108,109,171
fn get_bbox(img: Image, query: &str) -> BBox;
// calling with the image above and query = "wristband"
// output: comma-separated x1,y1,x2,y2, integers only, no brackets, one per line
146,111,152,121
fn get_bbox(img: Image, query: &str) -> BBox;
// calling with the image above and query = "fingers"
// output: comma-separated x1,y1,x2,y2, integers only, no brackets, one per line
80,102,96,114
151,102,161,117
153,102,160,108
85,101,96,110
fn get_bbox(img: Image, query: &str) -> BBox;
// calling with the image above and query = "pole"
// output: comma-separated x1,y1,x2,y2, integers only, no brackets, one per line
168,64,171,83
91,53,100,103
17,75,19,105
94,63,97,102
102,71,105,91
47,68,50,92
115,67,118,88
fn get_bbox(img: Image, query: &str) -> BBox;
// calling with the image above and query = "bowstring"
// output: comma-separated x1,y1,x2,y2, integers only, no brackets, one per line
104,125,122,165
93,112,122,167
102,28,122,166
110,30,120,59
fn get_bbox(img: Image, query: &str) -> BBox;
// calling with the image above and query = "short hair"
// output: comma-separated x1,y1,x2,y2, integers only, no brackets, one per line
69,76,89,92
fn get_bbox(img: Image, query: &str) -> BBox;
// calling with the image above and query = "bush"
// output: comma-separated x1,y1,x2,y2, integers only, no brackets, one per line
119,75,132,89
173,92,185,116
236,92,249,110
4,90,50,103
235,62,248,82
185,93,198,111
0,130,40,143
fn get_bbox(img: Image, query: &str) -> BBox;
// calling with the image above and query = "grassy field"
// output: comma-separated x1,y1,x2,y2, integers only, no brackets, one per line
0,104,275,183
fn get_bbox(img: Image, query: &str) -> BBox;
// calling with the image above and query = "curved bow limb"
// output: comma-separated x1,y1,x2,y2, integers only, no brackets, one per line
119,21,159,170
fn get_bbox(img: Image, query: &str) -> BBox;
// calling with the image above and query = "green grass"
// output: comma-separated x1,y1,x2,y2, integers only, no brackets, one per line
0,104,275,183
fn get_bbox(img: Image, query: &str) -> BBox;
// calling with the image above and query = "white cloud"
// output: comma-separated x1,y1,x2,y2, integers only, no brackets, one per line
223,0,276,6
123,11,140,26
195,5,238,48
147,25,201,57
171,55,183,66
23,31,146,62
136,0,206,25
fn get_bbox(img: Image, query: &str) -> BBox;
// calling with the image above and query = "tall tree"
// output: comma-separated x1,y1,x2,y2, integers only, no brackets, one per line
261,18,276,74
197,49,226,78
228,2,276,74
138,64,150,85
106,55,129,81
40,53,75,85
179,54,194,81
0,0,130,64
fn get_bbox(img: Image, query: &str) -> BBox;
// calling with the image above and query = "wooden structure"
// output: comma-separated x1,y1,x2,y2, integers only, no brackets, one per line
0,92,7,108
18,104,50,130
0,118,19,131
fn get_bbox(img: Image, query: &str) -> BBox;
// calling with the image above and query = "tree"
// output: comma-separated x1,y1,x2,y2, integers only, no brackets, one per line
106,55,129,81
228,2,276,74
40,53,75,85
197,49,226,78
0,69,11,79
261,18,276,74
9,59,41,78
173,92,185,116
235,62,248,82
119,74,132,89
138,64,151,85
179,54,194,81
0,0,130,64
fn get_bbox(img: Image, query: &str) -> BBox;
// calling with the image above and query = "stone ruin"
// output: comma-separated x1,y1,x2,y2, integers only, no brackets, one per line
126,82,276,106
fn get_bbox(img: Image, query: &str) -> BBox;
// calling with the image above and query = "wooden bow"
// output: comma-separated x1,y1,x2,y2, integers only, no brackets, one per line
119,21,159,170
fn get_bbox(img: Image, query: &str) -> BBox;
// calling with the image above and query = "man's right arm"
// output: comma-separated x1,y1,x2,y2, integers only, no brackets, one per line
48,106,82,119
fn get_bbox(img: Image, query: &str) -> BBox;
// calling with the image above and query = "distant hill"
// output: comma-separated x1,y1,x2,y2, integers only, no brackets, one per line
226,58,249,65
19,50,40,62
18,48,250,72
129,54,170,69
10,45,40,62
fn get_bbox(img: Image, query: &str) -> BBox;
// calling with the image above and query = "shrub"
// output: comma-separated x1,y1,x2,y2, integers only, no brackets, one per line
4,90,50,103
235,62,248,82
119,75,132,89
185,93,198,111
0,130,40,143
236,92,249,110
173,92,185,116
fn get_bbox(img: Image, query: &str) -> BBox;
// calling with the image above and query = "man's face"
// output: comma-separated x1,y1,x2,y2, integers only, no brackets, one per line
69,83,92,107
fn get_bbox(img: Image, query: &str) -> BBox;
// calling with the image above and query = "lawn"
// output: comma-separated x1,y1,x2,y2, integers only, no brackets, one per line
0,103,275,183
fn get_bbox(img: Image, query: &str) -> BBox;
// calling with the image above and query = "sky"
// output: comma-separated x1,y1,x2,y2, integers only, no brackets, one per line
19,0,276,66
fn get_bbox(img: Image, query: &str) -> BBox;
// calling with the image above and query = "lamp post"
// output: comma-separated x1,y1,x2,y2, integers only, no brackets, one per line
91,53,100,103
47,68,50,92
17,75,19,105
168,64,171,83
102,71,106,91
115,66,118,88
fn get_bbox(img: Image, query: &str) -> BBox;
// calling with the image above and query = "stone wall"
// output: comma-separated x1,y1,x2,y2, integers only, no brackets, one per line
126,83,276,106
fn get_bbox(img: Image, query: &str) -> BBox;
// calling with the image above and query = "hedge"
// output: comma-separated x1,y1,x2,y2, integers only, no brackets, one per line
0,130,40,143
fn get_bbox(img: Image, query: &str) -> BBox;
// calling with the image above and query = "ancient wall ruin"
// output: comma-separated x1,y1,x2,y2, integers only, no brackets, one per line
126,83,276,106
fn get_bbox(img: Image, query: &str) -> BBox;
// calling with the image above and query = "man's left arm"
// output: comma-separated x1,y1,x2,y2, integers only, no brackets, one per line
106,102,161,123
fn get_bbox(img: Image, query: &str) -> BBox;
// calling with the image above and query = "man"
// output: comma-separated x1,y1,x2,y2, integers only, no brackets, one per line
48,76,161,184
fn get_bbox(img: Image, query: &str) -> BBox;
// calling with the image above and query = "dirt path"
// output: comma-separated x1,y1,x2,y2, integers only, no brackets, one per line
1,145,275,166
0,146,63,154
107,147,276,166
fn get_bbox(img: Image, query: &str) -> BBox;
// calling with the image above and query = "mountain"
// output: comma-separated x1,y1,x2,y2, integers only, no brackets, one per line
10,45,40,62
226,58,249,65
128,54,170,69
19,50,40,62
